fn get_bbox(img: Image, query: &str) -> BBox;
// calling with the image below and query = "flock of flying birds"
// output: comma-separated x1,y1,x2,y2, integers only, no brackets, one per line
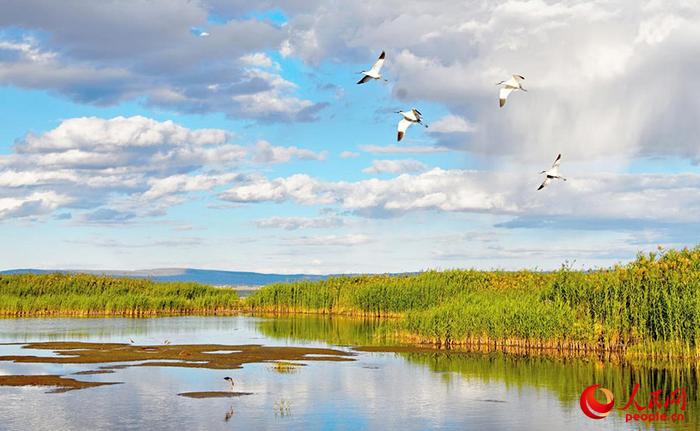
356,51,566,191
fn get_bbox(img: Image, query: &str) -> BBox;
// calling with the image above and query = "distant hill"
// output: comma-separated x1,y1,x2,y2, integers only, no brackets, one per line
0,268,328,286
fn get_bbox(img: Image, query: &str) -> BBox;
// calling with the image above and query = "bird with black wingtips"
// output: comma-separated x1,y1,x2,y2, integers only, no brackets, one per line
497,74,527,107
224,376,235,391
537,154,567,190
396,108,428,142
357,51,387,84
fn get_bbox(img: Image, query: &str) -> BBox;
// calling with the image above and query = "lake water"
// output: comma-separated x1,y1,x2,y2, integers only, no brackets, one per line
0,316,694,430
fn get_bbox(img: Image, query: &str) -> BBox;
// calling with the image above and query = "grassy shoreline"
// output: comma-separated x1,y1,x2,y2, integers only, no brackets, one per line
3,246,700,359
0,273,240,317
246,247,700,359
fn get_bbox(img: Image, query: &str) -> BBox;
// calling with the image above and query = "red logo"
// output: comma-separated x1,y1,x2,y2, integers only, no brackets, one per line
580,383,686,423
579,384,614,419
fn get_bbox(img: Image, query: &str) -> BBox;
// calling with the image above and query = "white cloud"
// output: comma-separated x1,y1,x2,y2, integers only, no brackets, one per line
428,115,476,133
220,168,515,214
0,116,318,222
223,67,325,121
281,0,700,160
232,91,315,118
2,0,700,271
0,2,324,121
8,116,242,180
635,14,683,45
141,173,243,201
0,37,137,105
340,151,360,159
0,191,72,220
219,174,335,205
240,52,276,68
253,140,327,164
18,115,229,153
359,144,449,154
279,39,293,57
0,38,56,63
362,159,427,174
255,215,345,230
287,234,371,246
220,168,700,225
3,0,700,151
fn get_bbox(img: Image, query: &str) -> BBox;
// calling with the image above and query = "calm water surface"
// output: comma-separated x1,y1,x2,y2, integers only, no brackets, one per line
0,316,694,430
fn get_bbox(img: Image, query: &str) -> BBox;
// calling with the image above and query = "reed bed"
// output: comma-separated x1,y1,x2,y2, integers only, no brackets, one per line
246,270,554,315
247,246,700,358
0,273,240,316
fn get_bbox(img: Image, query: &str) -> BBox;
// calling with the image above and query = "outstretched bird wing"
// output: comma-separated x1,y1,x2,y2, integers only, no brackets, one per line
397,118,413,142
537,177,550,191
552,153,562,168
357,75,372,85
499,87,514,107
368,51,385,74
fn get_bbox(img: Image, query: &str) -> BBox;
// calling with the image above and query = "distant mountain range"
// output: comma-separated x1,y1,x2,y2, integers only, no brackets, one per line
0,268,328,286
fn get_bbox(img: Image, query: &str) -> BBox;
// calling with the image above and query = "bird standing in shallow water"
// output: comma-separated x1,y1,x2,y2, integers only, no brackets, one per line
224,376,235,391
497,74,527,107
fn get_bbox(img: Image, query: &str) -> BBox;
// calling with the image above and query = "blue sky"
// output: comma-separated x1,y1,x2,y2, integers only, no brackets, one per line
1,0,699,273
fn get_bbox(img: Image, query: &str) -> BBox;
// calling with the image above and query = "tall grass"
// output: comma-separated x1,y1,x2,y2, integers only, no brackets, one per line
247,270,554,315
247,246,700,358
544,247,700,356
0,273,239,316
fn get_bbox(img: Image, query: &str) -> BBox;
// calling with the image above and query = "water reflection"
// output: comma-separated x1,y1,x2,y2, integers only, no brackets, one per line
258,315,697,430
0,316,693,430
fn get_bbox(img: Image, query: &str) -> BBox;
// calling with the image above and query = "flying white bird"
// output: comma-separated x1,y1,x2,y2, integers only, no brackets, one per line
497,74,527,107
357,51,386,84
396,109,428,142
537,154,567,190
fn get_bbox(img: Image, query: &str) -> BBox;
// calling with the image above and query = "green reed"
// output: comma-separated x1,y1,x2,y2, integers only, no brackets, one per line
247,246,700,358
0,273,239,316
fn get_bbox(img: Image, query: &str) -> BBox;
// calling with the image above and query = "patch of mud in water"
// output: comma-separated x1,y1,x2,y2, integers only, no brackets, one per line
72,369,115,375
0,375,120,393
0,341,355,370
178,391,253,399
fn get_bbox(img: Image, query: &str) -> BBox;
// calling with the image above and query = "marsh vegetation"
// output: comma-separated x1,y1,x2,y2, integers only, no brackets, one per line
3,247,700,358
247,247,700,359
0,273,239,316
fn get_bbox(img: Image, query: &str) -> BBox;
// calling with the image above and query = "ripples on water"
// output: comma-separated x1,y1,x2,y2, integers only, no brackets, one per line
0,316,694,430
